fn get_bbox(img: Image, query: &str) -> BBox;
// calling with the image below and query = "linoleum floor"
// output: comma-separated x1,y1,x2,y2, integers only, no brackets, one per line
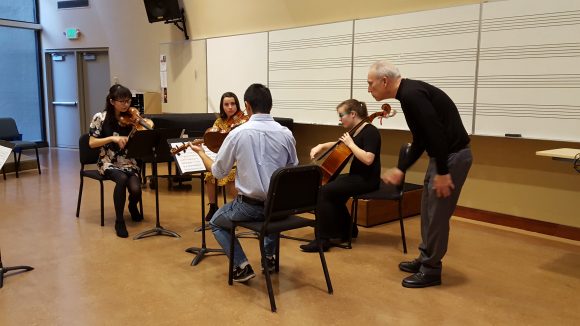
1,148,579,325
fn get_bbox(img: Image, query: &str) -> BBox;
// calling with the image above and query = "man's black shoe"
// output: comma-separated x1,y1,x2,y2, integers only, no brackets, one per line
300,239,330,253
233,264,256,283
402,272,441,288
115,220,129,238
261,255,276,273
399,260,421,273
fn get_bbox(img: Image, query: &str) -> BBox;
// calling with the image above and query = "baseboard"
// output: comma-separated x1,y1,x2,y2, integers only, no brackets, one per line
454,206,580,241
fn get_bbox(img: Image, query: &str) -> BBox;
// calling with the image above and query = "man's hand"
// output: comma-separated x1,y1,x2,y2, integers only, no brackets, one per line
190,143,205,154
433,174,455,198
382,168,404,185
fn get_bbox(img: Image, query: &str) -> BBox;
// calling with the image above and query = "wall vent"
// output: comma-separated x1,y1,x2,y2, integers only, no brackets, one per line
57,0,89,9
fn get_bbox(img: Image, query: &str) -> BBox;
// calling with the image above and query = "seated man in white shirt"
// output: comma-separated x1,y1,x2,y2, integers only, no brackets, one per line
190,83,298,282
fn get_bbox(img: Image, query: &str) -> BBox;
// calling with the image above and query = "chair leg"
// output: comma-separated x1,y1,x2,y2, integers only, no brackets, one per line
259,235,277,312
346,198,357,249
398,199,407,254
275,236,280,272
318,241,334,295
13,151,19,178
141,162,147,185
99,180,105,227
222,186,227,205
34,147,41,174
76,176,84,217
2,167,5,180
228,225,236,285
139,197,144,217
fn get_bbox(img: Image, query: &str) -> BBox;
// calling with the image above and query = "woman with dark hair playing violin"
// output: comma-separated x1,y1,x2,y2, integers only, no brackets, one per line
88,84,154,238
203,92,247,221
300,99,382,252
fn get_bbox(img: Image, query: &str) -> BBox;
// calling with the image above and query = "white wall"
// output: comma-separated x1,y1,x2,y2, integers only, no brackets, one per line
39,0,182,92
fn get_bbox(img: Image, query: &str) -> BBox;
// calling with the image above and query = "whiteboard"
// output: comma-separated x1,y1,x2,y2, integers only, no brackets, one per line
207,33,268,114
353,4,480,132
268,21,353,125
476,0,580,141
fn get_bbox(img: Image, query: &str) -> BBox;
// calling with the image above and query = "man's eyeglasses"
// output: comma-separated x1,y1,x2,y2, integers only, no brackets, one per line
338,111,350,118
115,98,132,104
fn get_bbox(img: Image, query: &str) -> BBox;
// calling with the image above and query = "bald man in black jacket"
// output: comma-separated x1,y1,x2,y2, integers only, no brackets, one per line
367,60,473,288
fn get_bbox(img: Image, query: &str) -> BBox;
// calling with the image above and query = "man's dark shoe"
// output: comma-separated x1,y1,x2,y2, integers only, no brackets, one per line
205,204,218,221
300,239,330,253
402,272,441,288
261,255,276,273
115,220,129,238
399,259,421,273
233,264,256,283
129,201,143,222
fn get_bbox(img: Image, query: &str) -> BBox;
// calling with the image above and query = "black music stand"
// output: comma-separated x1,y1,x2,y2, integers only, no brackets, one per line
127,130,180,239
0,249,33,288
0,140,34,288
193,179,224,232
185,172,225,265
168,138,224,265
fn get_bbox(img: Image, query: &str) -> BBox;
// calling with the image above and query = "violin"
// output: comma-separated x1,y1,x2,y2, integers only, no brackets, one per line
315,103,396,184
171,110,249,155
118,107,154,137
225,110,249,128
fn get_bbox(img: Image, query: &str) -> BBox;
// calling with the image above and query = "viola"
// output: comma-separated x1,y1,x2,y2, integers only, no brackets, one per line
171,111,249,155
169,131,224,155
203,111,248,152
170,138,204,155
315,103,396,184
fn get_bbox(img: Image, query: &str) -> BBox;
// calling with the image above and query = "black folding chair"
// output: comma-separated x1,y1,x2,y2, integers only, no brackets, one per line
76,133,143,226
0,118,41,179
228,164,333,312
347,143,411,252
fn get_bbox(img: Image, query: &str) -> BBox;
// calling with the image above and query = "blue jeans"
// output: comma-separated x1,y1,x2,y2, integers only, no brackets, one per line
210,196,278,268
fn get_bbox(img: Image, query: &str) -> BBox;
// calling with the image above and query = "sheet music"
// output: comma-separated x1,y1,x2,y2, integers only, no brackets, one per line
0,144,12,170
170,142,218,174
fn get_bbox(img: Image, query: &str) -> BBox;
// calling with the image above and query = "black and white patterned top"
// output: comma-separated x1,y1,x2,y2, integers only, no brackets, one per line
89,111,139,176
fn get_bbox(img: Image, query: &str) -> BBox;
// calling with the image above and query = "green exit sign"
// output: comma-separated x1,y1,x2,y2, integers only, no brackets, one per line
66,28,80,39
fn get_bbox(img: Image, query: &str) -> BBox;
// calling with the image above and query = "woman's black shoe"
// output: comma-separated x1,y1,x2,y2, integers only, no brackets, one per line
115,220,129,238
128,201,143,222
300,239,330,253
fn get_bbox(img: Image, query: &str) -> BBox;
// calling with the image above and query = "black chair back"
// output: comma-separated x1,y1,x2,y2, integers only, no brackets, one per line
0,118,20,140
78,133,101,165
263,165,322,222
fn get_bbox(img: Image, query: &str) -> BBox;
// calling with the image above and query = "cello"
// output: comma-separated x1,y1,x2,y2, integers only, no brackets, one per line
315,103,396,184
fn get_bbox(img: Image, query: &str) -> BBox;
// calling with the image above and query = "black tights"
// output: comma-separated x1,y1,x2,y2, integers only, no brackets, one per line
104,169,141,221
316,174,378,239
